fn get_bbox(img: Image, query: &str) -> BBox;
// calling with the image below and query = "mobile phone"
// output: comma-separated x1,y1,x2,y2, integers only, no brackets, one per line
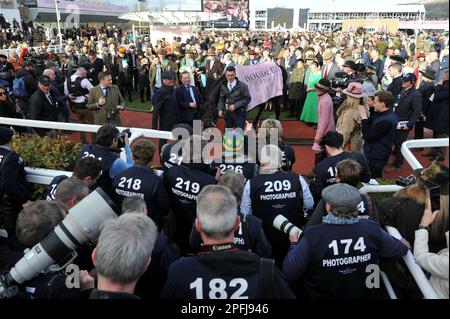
429,186,441,212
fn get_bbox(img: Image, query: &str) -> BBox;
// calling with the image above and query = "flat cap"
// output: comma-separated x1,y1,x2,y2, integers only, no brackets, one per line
161,71,175,80
322,184,362,213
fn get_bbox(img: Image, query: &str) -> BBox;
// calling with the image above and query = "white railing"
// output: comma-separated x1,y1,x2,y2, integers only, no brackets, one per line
25,167,72,185
401,138,449,170
359,138,449,299
0,117,173,140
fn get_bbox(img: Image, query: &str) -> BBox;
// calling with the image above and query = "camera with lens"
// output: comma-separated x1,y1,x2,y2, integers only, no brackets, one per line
0,188,117,299
116,128,132,149
395,175,417,187
331,72,348,89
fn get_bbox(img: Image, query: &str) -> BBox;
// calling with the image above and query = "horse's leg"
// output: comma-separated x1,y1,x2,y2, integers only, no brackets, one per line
252,103,265,129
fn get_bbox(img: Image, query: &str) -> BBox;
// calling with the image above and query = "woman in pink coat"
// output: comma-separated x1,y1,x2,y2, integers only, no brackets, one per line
312,79,335,156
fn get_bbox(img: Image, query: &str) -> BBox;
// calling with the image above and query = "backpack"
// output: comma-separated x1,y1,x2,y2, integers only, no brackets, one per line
12,76,27,98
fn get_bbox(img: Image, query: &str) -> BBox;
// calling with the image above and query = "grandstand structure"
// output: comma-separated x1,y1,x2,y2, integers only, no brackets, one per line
249,3,449,32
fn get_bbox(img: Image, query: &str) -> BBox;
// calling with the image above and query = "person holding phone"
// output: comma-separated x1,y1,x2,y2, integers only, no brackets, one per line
414,191,449,299
378,162,449,252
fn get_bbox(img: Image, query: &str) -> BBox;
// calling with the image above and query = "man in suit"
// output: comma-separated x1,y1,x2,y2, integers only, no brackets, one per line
87,72,125,126
127,45,139,91
175,71,203,128
152,71,180,152
321,50,340,81
204,49,224,99
29,75,60,137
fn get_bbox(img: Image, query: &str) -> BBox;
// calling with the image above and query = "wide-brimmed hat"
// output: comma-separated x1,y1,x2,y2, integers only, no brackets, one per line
305,53,316,60
322,50,333,61
315,79,332,91
390,55,406,65
402,73,417,83
419,66,437,80
0,54,7,59
118,47,126,54
342,60,357,70
417,51,427,58
414,162,449,195
157,49,167,55
343,82,367,98
207,49,216,56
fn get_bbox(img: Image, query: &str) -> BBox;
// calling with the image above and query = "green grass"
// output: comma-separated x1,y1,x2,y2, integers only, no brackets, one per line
125,90,297,121
125,90,152,112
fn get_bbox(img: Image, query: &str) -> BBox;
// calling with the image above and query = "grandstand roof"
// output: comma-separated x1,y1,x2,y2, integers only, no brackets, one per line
119,11,226,24
308,5,426,13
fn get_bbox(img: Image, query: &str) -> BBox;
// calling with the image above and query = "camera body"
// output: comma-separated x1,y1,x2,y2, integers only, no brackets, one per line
116,128,132,149
396,175,416,187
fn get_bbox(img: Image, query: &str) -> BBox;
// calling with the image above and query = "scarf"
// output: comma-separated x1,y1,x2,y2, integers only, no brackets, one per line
322,214,359,225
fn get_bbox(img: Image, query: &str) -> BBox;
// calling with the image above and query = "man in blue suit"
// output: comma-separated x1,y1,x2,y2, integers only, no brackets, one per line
175,71,203,127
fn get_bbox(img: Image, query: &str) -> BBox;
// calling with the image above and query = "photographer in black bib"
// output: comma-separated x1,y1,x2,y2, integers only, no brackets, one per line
241,144,314,266
161,185,295,299
164,135,218,255
76,123,133,191
283,183,408,299
111,139,170,230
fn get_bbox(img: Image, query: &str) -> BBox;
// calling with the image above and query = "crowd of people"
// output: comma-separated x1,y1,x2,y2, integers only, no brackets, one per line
0,26,449,300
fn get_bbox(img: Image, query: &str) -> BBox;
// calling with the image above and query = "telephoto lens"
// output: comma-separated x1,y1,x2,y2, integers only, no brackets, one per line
273,214,302,238
7,188,117,285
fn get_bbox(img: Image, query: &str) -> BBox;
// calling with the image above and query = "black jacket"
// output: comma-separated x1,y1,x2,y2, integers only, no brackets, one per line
175,84,203,123
29,89,59,136
161,245,295,299
417,81,435,117
152,85,180,131
217,78,251,113
425,80,449,134
362,108,398,162
387,76,403,100
395,87,422,129
0,147,33,208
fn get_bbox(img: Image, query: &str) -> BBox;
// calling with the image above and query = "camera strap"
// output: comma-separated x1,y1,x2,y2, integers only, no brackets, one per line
241,213,252,252
259,258,275,299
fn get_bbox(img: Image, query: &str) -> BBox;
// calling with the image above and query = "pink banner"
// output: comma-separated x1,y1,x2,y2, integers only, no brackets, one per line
235,62,283,111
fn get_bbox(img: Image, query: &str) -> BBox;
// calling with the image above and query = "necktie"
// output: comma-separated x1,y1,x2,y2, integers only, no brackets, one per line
324,64,329,79
46,93,53,105
188,86,196,104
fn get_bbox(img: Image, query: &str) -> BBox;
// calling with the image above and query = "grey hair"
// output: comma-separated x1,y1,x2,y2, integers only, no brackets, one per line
260,144,282,172
196,185,237,240
54,177,88,205
122,196,147,214
76,67,86,74
218,171,245,205
42,68,55,76
95,213,157,285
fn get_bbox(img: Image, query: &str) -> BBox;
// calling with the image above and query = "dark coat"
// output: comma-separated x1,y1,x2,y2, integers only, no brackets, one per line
217,78,251,113
204,59,224,99
425,80,449,134
387,76,403,99
395,87,422,129
175,84,203,123
417,81,435,116
152,85,179,131
29,89,59,135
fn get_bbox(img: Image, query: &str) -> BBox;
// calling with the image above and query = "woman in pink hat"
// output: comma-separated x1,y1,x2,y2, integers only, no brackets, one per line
336,82,367,151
